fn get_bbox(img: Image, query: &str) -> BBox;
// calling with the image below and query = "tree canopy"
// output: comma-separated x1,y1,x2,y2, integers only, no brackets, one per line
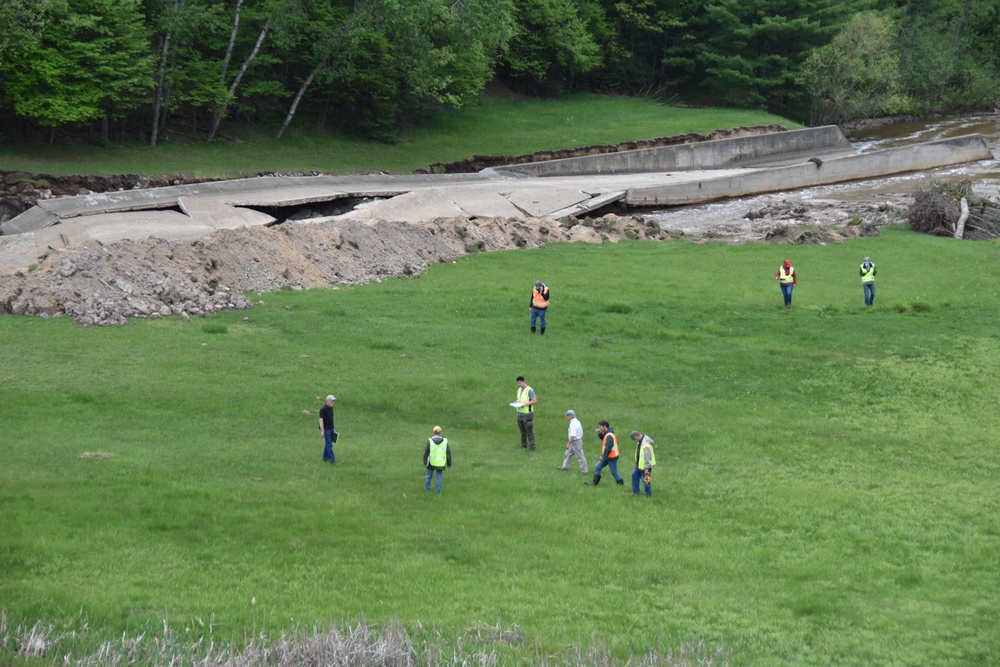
0,0,997,144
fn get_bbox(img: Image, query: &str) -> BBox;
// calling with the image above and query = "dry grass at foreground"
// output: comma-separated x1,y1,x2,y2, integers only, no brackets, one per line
3,611,729,667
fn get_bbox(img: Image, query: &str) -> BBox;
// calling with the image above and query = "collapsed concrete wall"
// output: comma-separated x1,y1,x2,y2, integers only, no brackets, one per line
490,126,854,177
625,134,993,206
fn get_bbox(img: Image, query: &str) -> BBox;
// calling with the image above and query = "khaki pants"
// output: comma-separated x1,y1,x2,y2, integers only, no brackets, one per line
561,438,588,473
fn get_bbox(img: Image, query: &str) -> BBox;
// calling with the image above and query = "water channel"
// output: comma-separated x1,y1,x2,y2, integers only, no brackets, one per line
646,113,1000,233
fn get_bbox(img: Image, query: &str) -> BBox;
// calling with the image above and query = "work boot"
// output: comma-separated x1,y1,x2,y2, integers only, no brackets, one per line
540,327,545,336
616,478,624,486
585,475,601,487
531,327,536,334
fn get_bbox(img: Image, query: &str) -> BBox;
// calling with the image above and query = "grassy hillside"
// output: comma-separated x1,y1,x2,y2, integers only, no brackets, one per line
2,227,999,665
0,94,797,178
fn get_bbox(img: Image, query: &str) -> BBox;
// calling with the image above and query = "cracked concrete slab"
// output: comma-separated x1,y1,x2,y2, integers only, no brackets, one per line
503,188,591,217
0,127,993,272
177,197,276,229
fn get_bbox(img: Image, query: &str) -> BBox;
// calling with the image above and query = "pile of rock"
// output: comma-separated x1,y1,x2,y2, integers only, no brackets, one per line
6,256,253,326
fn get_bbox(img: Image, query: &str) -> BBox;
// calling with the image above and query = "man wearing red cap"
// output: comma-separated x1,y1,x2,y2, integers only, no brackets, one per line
775,259,797,308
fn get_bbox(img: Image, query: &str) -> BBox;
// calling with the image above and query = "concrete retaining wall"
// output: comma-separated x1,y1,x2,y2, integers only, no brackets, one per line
625,134,993,207
492,126,854,178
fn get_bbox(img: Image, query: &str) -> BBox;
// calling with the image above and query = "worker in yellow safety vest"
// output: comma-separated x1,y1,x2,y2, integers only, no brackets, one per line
423,425,452,493
530,280,550,335
586,420,623,487
775,259,797,308
514,375,537,450
630,431,657,497
860,256,876,307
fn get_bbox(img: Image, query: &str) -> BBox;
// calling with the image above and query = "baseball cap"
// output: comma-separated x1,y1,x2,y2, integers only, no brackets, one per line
326,395,336,401
565,410,575,416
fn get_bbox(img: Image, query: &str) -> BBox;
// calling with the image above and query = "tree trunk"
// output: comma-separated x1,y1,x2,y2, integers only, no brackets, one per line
274,9,368,139
956,197,969,239
275,53,330,139
206,0,244,141
206,16,272,143
219,0,243,85
150,32,167,145
151,0,183,146
953,0,972,51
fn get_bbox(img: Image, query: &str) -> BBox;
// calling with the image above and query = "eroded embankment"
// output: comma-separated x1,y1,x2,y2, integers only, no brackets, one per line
0,215,664,325
0,208,891,326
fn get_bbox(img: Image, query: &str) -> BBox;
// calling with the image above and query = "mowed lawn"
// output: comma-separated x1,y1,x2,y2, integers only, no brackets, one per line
1,227,999,665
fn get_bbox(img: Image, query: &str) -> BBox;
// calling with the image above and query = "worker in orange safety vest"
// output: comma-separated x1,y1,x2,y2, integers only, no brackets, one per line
586,420,623,487
530,280,549,335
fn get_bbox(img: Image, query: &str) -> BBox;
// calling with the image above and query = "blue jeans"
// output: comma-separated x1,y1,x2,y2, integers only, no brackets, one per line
631,466,651,496
594,457,622,482
864,283,875,306
424,468,443,493
780,283,794,306
530,307,547,330
323,429,336,463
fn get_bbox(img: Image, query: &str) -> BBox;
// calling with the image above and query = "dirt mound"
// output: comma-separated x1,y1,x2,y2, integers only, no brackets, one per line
0,214,670,325
0,201,896,326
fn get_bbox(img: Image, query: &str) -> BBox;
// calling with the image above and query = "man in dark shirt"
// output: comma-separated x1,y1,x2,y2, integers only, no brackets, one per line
318,395,336,464
587,420,624,487
530,281,549,334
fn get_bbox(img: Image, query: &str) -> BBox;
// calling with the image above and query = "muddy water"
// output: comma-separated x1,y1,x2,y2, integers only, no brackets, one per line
646,113,1000,232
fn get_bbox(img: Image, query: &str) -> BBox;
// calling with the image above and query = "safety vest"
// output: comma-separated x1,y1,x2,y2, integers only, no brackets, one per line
516,386,533,414
427,437,448,467
603,432,619,459
860,263,875,283
778,266,795,284
635,438,656,468
532,287,549,309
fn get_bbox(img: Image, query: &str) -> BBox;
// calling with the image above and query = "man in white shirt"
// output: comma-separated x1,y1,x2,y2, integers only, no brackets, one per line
559,409,588,474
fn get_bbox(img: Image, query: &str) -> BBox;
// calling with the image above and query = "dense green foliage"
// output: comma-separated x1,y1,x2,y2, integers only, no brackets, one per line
2,228,1000,665
800,10,906,125
0,0,998,144
2,0,155,140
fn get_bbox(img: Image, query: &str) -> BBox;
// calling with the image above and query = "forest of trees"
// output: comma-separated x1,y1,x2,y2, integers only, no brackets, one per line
0,0,997,144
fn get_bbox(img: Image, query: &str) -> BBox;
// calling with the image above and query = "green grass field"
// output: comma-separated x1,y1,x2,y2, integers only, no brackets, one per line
0,94,797,178
2,227,999,665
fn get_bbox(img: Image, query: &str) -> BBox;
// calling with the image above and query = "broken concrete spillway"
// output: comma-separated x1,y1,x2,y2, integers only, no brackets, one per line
0,125,993,270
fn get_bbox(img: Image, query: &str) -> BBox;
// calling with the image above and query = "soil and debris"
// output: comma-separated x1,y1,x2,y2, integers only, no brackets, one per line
907,180,1000,238
0,215,678,325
